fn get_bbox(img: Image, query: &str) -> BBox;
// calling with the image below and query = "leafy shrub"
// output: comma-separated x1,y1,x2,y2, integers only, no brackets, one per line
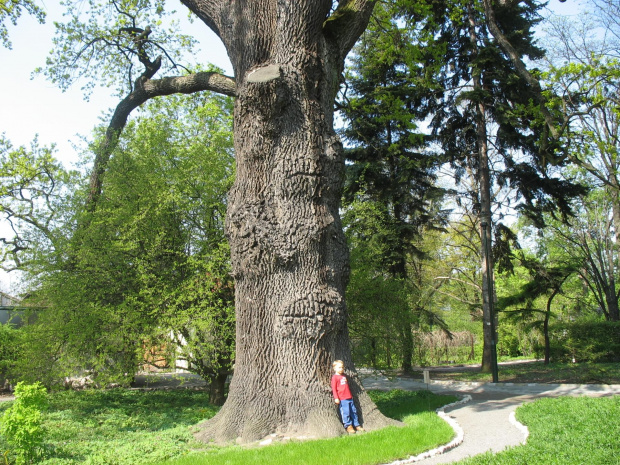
549,321,620,362
0,324,18,385
0,382,49,464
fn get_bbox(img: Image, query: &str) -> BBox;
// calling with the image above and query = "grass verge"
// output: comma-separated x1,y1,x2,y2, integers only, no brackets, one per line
454,395,620,465
0,389,457,465
407,361,620,384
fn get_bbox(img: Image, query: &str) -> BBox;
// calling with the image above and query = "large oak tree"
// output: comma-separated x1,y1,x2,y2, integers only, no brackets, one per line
175,0,395,443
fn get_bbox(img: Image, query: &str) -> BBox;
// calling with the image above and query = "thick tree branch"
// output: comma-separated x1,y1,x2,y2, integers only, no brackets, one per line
86,70,236,210
324,0,377,60
179,0,224,39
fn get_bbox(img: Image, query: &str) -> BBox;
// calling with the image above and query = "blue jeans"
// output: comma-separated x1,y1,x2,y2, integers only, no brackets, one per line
339,398,360,428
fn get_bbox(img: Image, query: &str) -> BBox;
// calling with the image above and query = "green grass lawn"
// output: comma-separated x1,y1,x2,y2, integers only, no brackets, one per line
454,395,620,465
154,389,457,465
4,362,616,464
0,389,457,465
406,361,620,384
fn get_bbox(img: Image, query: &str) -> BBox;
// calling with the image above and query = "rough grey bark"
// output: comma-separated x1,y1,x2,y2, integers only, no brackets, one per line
467,3,497,375
180,0,397,444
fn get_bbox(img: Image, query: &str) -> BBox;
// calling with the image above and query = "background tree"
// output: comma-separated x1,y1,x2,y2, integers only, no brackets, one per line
343,198,413,369
35,0,235,213
543,10,620,321
539,187,620,321
339,1,446,372
497,253,576,364
0,136,78,276
5,91,236,406
339,0,584,375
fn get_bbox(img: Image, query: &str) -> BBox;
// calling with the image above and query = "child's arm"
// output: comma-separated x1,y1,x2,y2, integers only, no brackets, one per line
330,376,340,404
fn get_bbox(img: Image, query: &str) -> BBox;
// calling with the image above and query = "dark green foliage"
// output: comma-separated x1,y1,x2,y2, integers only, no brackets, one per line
497,258,577,313
397,0,585,223
341,3,445,265
340,2,448,372
0,324,18,383
343,200,411,368
549,321,620,363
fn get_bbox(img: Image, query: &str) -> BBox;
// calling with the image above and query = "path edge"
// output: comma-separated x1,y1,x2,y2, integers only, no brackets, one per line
388,394,472,465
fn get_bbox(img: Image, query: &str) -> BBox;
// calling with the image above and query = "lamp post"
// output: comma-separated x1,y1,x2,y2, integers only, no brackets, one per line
481,221,499,383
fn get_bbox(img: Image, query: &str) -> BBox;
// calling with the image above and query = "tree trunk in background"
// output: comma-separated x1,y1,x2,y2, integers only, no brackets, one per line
182,0,396,444
467,3,497,374
609,190,620,321
209,372,229,406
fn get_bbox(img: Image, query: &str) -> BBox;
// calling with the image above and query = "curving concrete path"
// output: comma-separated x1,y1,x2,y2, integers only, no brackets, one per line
360,375,620,464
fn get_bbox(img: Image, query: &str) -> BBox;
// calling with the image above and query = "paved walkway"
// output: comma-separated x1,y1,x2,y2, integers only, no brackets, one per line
361,375,620,464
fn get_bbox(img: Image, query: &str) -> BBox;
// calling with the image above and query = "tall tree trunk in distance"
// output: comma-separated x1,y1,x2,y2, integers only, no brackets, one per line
390,202,413,373
182,0,396,444
543,289,560,365
609,189,620,321
467,3,497,374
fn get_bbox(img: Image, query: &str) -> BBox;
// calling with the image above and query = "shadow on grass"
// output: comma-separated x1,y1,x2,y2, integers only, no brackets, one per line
46,388,219,431
368,389,456,420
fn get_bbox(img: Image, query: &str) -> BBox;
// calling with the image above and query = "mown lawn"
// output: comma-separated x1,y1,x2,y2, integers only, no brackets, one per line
405,361,620,384
0,389,457,465
454,395,620,465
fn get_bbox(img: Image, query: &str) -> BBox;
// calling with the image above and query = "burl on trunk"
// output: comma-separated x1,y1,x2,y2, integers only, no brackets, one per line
181,0,397,443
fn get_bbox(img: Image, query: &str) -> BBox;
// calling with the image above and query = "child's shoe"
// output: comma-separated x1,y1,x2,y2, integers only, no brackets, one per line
356,426,365,432
346,425,356,434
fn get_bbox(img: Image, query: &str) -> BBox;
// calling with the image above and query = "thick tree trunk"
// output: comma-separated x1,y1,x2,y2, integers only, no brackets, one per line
184,0,396,444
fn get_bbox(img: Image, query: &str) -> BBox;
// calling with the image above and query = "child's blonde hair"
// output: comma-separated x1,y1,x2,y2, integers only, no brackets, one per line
332,360,344,368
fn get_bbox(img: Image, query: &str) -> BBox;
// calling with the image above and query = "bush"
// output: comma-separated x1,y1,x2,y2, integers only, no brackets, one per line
549,321,620,362
0,382,49,464
0,324,18,387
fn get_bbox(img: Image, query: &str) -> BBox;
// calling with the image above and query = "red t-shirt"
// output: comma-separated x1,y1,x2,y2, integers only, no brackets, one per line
331,374,352,400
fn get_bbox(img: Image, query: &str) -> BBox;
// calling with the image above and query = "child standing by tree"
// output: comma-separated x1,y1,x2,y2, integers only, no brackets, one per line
331,360,364,434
